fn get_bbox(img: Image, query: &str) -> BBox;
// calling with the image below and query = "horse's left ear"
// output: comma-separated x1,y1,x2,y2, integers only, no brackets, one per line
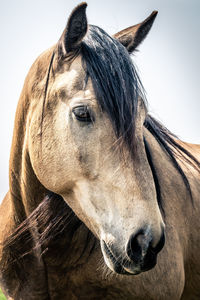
59,2,88,56
114,11,158,53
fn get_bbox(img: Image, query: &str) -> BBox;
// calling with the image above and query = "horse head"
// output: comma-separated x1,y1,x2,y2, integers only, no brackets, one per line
28,3,165,275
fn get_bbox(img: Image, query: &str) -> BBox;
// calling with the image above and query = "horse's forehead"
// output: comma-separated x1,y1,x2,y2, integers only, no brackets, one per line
52,55,94,100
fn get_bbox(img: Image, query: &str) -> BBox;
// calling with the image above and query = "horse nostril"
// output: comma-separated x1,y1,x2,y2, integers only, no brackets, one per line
126,229,152,264
151,231,165,255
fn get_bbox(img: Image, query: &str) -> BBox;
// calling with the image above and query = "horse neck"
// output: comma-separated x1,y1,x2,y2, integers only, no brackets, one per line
8,48,58,225
9,84,47,225
143,127,194,218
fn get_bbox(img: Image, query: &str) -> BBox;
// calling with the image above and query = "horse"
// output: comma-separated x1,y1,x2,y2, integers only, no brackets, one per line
0,2,200,299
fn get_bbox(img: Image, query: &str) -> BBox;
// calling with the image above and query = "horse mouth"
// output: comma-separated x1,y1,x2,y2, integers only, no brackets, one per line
102,240,157,275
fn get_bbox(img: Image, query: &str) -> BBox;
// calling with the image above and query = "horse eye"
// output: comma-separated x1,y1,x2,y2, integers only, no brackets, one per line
72,106,93,122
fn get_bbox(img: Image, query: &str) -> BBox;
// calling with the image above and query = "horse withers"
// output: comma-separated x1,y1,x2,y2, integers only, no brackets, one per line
0,3,200,299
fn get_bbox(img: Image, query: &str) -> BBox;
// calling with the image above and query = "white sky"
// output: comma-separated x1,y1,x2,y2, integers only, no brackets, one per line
0,0,199,202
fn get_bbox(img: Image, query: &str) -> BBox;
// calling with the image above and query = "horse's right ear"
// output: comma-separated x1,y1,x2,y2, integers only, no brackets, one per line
58,2,88,57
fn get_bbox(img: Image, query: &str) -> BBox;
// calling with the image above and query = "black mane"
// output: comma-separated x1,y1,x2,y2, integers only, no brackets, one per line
81,25,146,154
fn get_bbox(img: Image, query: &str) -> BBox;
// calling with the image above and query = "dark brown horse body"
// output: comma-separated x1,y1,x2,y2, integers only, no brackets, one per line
0,3,200,299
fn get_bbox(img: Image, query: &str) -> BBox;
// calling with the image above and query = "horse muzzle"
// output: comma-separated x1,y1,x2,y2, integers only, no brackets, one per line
101,228,165,275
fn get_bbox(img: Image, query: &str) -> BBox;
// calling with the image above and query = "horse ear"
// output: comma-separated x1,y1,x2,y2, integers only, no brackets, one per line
59,2,88,55
114,11,158,53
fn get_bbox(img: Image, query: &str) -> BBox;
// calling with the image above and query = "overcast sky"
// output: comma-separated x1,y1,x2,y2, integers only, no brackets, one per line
0,0,199,202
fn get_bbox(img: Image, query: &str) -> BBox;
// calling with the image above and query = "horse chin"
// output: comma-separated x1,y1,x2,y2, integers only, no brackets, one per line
101,240,157,276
